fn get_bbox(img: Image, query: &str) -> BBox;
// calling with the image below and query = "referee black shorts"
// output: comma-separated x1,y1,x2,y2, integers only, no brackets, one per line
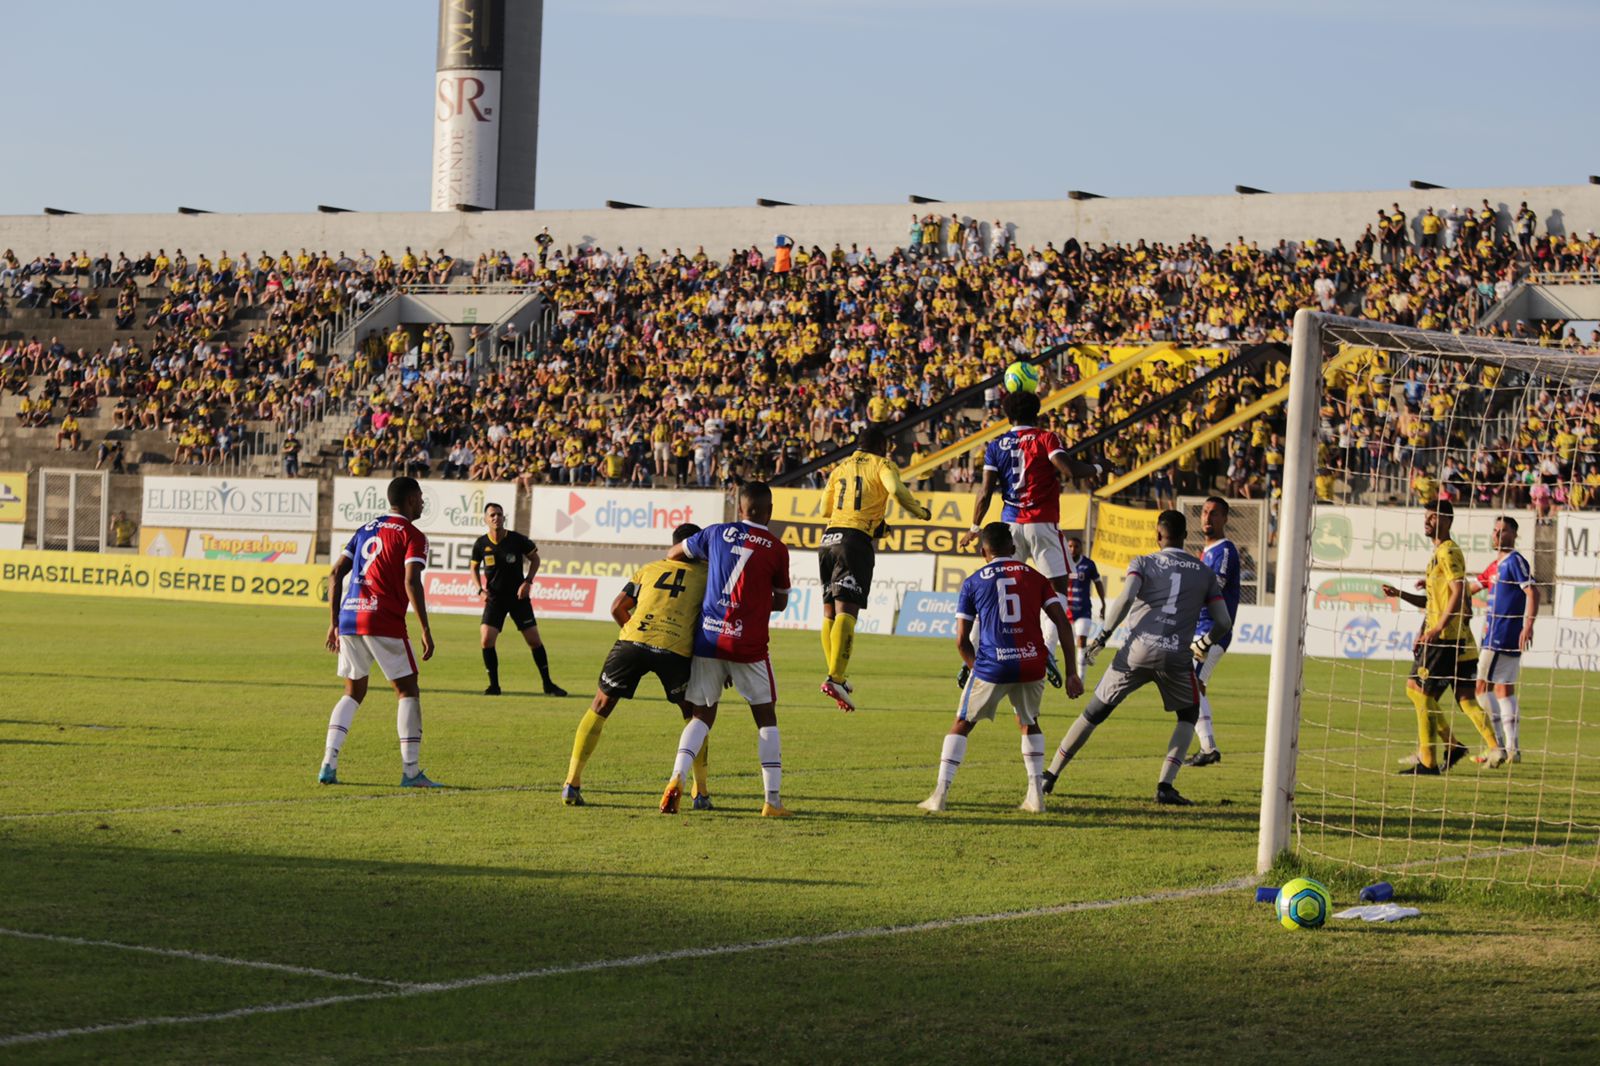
1410,638,1475,699
818,528,875,607
597,641,691,703
481,596,537,633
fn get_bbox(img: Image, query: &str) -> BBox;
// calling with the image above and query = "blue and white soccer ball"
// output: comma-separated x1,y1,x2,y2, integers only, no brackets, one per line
1275,877,1332,930
1003,360,1040,393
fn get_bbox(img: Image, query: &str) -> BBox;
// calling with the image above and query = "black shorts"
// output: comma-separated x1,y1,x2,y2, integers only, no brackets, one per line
598,641,691,703
818,528,874,607
1410,638,1475,699
481,596,537,632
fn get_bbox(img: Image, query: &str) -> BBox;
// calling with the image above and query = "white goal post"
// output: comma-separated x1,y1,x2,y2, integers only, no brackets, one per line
1258,310,1600,891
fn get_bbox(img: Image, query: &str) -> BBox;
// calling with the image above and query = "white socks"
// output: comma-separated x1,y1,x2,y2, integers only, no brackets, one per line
672,717,711,784
1500,694,1521,753
1041,614,1061,671
323,696,359,768
1021,733,1044,780
758,726,782,806
936,734,968,792
397,697,422,776
1195,693,1216,753
1162,720,1196,785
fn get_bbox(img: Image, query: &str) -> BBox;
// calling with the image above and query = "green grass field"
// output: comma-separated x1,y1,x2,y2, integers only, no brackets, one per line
3,591,1598,1063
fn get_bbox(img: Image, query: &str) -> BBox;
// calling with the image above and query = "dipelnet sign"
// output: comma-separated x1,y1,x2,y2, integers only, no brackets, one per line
331,478,517,537
528,487,725,546
140,477,318,532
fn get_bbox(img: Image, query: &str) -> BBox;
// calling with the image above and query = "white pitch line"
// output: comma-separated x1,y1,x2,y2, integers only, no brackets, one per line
0,927,412,988
0,875,1254,1048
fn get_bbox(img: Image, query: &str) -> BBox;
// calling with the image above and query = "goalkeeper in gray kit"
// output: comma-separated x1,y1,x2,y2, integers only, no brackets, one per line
1041,510,1232,806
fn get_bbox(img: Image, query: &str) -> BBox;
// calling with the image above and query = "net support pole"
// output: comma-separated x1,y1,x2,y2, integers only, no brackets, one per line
1256,310,1322,874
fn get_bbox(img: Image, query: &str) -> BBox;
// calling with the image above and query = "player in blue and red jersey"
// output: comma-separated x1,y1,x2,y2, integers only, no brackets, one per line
1470,515,1537,764
961,390,1105,687
660,481,793,816
317,476,443,789
1185,497,1242,767
918,523,1082,814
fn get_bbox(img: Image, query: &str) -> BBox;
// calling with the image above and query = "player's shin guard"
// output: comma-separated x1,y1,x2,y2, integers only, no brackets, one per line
1500,694,1521,753
820,616,835,673
937,733,967,791
671,717,710,785
1048,712,1100,776
1457,694,1501,751
758,726,782,806
1020,732,1045,780
482,647,499,688
829,613,857,683
1477,690,1504,747
324,696,359,769
1406,686,1439,768
397,697,422,776
566,709,606,787
532,645,552,685
1195,693,1216,753
1162,708,1198,786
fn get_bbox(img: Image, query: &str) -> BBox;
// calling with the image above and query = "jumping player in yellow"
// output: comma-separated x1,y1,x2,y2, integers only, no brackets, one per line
563,524,713,807
1382,500,1503,774
817,423,932,710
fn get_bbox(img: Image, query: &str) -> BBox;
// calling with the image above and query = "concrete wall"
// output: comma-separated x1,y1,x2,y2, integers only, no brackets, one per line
4,184,1596,261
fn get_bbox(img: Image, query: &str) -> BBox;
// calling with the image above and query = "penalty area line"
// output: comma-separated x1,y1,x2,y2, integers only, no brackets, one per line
0,927,412,989
0,875,1254,1048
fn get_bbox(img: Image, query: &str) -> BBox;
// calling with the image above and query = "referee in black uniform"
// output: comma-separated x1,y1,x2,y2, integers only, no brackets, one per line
470,503,567,697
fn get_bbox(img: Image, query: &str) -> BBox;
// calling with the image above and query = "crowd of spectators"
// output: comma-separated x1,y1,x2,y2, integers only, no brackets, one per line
5,202,1600,508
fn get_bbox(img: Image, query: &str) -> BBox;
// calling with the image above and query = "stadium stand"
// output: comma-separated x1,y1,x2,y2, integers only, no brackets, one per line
4,201,1600,510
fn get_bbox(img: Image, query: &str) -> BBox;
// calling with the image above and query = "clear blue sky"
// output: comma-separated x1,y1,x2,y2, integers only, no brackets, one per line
5,0,1594,216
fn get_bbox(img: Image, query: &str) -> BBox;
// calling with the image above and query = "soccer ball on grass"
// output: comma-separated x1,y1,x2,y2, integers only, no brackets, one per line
1003,360,1040,393
1275,877,1332,930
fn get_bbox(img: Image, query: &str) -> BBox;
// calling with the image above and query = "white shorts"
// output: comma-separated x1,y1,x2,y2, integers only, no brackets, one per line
1072,617,1096,640
1009,521,1068,579
686,654,777,707
1479,649,1522,686
1195,642,1227,684
337,634,418,682
957,675,1045,726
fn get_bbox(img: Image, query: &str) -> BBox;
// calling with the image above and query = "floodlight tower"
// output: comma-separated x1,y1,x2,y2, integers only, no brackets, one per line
430,0,543,211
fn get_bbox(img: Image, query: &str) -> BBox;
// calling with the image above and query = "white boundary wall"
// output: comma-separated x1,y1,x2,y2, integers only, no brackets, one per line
3,185,1595,259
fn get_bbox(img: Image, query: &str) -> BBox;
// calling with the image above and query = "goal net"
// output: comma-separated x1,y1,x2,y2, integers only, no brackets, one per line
1260,311,1600,893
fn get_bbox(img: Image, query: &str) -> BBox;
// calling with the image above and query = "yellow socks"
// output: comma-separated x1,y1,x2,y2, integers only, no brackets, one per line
821,616,835,676
1457,695,1502,751
828,613,857,684
692,736,710,797
1406,686,1439,768
565,708,607,786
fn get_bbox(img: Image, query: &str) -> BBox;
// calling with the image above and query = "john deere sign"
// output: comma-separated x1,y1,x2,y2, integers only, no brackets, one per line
1308,506,1531,570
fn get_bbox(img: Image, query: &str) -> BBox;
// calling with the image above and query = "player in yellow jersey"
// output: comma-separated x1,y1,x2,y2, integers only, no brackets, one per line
1381,500,1503,774
563,524,712,807
817,423,932,710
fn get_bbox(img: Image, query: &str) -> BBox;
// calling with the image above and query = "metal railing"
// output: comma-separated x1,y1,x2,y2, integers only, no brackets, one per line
1527,270,1600,286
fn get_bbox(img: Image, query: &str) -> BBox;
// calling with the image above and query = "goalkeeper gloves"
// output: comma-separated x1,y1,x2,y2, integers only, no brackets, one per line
956,663,971,689
1191,631,1215,663
1082,637,1106,668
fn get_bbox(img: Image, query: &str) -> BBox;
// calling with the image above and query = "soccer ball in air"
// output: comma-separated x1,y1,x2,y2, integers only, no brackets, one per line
1003,361,1040,393
1275,877,1332,930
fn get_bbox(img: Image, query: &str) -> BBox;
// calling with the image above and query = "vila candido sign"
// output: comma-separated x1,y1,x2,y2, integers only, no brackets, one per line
331,478,517,537
770,489,1089,553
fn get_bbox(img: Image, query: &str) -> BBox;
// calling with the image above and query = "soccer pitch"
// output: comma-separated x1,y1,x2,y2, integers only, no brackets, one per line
2,592,1598,1063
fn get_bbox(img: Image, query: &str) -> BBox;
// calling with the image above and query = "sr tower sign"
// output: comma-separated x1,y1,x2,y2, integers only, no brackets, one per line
431,0,543,211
